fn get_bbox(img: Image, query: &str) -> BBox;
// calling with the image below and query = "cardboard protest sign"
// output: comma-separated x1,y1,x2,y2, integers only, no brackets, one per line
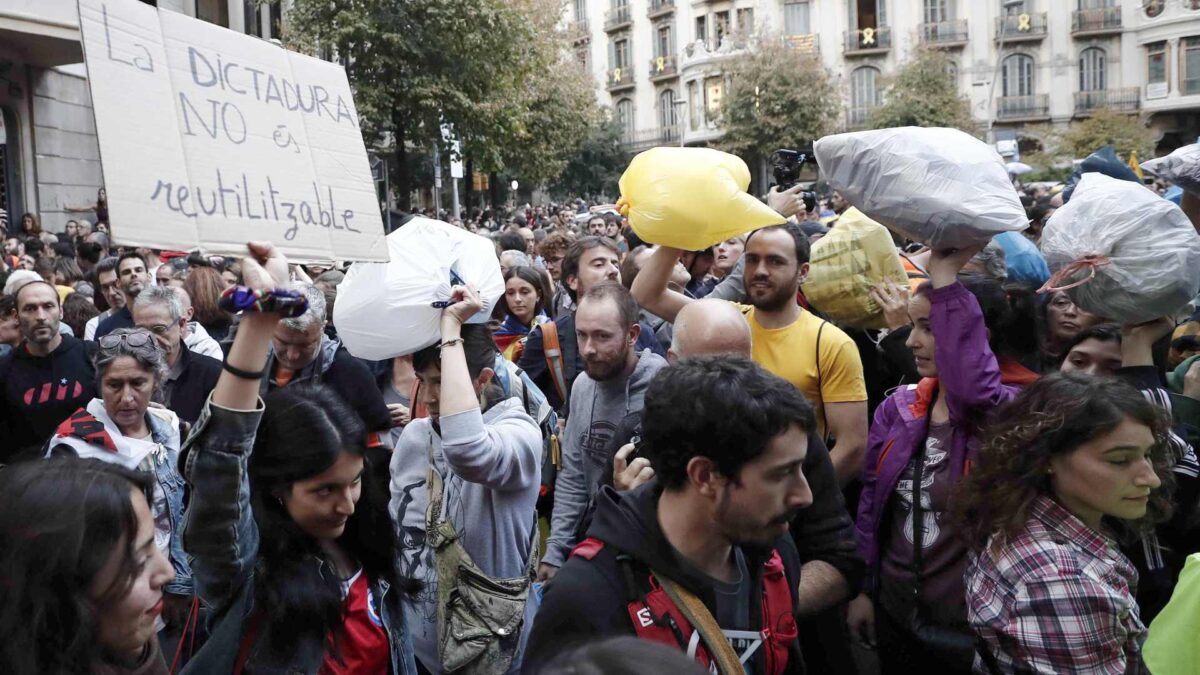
77,0,387,262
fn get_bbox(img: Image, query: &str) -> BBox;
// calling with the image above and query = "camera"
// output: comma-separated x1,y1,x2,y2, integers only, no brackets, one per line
771,149,817,213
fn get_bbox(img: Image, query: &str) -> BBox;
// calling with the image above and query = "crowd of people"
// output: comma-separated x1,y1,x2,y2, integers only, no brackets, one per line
0,166,1199,675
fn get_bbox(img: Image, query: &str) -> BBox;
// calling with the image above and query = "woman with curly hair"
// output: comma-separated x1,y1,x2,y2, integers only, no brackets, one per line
958,372,1173,674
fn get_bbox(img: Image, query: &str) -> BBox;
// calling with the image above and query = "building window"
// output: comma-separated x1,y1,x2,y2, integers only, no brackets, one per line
243,0,261,37
695,16,707,45
944,60,959,87
659,89,678,128
656,25,672,58
1079,47,1106,92
612,37,630,70
924,0,950,24
1148,41,1168,85
616,98,635,139
1184,37,1200,94
849,0,887,31
268,1,282,39
576,43,590,69
197,0,230,28
1188,0,1200,10
1002,53,1034,97
850,66,881,117
714,10,730,46
736,8,755,33
784,1,811,35
1078,0,1115,8
574,0,586,21
1002,1,1026,15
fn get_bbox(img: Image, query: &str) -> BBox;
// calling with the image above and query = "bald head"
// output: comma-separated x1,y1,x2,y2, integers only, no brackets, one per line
670,299,752,361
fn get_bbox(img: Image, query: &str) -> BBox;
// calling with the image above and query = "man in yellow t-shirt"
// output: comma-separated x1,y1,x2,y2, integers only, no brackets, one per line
632,223,867,486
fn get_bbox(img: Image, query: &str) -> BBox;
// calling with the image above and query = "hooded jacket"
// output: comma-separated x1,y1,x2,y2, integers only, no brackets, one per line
0,335,97,462
389,396,542,674
524,482,807,674
543,348,669,568
260,334,391,432
856,283,1024,599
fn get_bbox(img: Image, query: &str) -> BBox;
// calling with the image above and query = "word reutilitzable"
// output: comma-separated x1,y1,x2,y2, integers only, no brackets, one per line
150,168,360,241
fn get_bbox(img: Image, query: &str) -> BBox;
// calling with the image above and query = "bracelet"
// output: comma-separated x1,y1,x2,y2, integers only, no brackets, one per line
439,338,464,349
218,286,309,317
222,360,266,380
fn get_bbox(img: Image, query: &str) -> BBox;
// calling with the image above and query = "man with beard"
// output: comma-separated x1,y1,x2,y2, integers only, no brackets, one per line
519,236,666,411
525,355,811,674
94,251,152,339
538,282,668,582
632,223,868,486
0,280,96,460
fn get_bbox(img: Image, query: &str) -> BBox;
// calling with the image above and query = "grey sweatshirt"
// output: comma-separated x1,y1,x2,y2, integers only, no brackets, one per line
389,397,542,674
542,349,669,567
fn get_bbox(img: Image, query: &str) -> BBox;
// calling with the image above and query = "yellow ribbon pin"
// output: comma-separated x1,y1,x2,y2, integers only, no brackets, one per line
862,27,876,45
656,56,665,72
612,67,622,82
1017,13,1031,31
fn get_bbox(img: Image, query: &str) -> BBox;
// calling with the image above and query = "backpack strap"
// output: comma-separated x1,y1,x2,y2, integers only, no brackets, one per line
541,321,569,404
656,574,745,675
814,319,829,442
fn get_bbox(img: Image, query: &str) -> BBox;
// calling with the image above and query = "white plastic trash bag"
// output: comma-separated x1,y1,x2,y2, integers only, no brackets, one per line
1141,143,1200,196
1040,173,1200,325
814,127,1027,248
335,217,504,360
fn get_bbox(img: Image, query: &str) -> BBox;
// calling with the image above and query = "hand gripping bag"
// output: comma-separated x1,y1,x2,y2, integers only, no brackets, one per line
1040,173,1200,325
616,147,785,250
334,217,504,360
1142,143,1200,196
814,127,1027,248
800,207,908,329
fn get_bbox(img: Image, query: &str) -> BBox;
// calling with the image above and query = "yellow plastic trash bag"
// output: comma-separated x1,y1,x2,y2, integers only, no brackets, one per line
801,208,909,329
617,147,785,250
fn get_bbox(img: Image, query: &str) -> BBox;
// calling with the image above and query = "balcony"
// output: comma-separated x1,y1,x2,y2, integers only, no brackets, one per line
606,65,635,92
623,125,682,151
997,94,1050,121
649,55,678,81
786,33,820,55
1071,7,1122,37
919,19,968,48
1074,87,1140,115
604,4,632,32
567,20,590,43
844,26,892,56
647,0,675,19
995,13,1047,42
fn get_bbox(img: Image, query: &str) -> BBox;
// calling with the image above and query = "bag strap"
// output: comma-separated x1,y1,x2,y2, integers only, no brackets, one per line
541,321,569,403
655,574,745,675
814,320,829,442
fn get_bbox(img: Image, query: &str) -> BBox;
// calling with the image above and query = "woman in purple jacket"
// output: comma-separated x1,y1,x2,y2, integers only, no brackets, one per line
844,244,1038,673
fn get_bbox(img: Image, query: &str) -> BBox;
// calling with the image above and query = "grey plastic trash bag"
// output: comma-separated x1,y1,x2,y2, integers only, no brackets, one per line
1141,143,1200,196
1040,173,1200,325
814,127,1027,249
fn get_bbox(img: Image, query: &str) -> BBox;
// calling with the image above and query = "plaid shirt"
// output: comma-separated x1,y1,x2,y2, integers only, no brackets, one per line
966,495,1148,674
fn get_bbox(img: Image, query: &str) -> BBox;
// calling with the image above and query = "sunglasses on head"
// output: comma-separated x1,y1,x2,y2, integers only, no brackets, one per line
98,332,154,350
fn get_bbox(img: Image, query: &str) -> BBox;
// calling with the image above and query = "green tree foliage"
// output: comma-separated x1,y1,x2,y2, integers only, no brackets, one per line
1055,108,1156,162
717,37,840,159
286,0,598,207
867,46,977,134
549,115,630,199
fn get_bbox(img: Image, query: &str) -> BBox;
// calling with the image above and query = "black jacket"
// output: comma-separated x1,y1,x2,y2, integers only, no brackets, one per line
94,306,134,340
162,343,221,426
261,336,392,432
524,481,807,674
0,336,97,462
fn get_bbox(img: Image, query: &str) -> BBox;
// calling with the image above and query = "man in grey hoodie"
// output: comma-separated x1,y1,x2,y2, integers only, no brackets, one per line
389,286,543,674
538,282,668,581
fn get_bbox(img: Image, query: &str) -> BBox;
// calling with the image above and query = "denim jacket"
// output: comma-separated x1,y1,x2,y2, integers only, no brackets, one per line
47,402,192,598
180,396,417,675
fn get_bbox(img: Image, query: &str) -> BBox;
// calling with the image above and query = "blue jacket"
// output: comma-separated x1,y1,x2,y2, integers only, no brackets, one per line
180,398,417,675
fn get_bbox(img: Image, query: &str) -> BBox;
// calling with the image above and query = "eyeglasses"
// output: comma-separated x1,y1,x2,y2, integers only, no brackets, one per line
98,332,154,350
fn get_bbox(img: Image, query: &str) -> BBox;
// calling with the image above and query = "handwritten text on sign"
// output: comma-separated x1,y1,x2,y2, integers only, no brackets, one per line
77,0,387,262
